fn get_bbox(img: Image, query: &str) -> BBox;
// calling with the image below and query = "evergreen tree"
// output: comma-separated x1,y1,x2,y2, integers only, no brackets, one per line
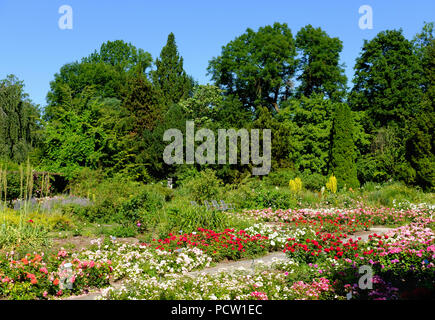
281,94,334,175
330,103,359,189
152,33,193,105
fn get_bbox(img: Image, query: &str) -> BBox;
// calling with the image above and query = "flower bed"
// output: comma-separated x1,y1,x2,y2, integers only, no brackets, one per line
237,207,433,229
0,250,112,300
76,239,212,280
148,228,270,261
282,221,435,299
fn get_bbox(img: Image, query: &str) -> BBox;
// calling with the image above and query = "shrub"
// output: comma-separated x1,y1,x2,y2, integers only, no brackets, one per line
69,174,146,222
162,201,228,236
264,168,297,186
99,225,138,238
179,169,223,202
301,172,327,191
115,188,165,226
252,187,296,210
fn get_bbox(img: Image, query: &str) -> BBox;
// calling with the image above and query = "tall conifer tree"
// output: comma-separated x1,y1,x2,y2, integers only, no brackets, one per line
152,33,193,105
330,103,359,189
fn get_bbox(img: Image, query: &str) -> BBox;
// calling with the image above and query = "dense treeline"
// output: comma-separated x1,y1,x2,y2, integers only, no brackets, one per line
1,22,434,190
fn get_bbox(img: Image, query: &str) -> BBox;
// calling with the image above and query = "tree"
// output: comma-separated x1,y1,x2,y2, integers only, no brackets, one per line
42,92,128,178
405,36,435,190
120,74,166,181
152,33,193,105
45,40,152,120
140,104,188,180
295,25,347,101
179,85,252,129
84,40,152,75
178,85,222,127
281,94,334,175
349,29,423,133
0,75,40,162
412,22,434,93
330,103,359,189
405,102,435,190
253,107,292,170
121,74,164,132
208,22,297,114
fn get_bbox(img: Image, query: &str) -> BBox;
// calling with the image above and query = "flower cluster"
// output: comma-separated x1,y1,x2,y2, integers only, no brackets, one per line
290,277,333,300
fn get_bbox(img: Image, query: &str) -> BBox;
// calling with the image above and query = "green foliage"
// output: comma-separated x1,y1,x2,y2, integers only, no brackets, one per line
208,22,297,113
405,104,435,190
152,33,193,105
115,187,165,226
179,169,223,203
45,40,152,119
70,174,144,222
42,95,127,178
282,94,333,175
253,107,292,169
330,103,359,189
364,182,429,208
251,187,296,210
295,25,347,101
85,40,152,75
0,75,41,162
405,32,435,191
140,103,188,179
0,221,50,254
350,29,423,132
412,22,434,92
179,85,222,126
263,168,297,186
300,171,327,192
163,201,227,235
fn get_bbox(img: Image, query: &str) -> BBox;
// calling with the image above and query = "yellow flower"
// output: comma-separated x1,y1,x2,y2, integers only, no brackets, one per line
326,175,337,194
289,177,302,194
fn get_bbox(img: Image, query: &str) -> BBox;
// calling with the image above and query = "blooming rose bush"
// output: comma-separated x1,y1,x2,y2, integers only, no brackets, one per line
282,219,435,300
148,228,270,261
0,250,112,300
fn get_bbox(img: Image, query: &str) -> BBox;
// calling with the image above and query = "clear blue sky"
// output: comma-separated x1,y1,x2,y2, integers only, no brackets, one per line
0,0,433,108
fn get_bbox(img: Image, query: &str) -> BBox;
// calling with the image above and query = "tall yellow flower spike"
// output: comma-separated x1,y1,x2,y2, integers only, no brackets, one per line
326,175,337,194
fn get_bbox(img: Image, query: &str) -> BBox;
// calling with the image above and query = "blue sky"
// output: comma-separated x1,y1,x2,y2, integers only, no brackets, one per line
0,0,434,108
